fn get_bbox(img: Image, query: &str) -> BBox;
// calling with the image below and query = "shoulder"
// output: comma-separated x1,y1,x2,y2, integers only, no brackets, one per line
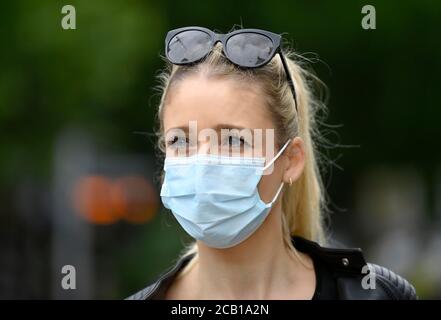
293,236,418,300
125,253,195,300
367,263,417,299
126,237,418,300
125,283,157,300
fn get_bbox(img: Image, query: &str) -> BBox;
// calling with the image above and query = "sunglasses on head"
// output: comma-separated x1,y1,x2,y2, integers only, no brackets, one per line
164,26,298,111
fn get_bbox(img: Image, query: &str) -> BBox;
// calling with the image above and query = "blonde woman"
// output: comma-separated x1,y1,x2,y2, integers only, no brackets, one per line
127,26,416,300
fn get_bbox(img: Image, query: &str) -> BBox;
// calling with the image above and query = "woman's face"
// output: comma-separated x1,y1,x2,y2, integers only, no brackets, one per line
162,73,301,203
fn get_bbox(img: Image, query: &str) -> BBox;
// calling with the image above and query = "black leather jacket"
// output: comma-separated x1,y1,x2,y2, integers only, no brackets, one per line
126,236,417,300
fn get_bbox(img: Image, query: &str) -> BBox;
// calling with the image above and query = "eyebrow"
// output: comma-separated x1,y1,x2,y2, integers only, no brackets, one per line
166,124,248,134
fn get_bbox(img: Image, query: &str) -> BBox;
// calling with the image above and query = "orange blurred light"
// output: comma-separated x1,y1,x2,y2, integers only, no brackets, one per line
113,176,159,224
72,175,119,225
72,175,159,225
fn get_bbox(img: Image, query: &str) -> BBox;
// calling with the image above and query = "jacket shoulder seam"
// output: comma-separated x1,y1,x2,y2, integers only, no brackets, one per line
368,263,417,300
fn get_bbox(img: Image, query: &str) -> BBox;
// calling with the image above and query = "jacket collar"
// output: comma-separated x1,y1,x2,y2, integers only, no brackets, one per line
292,236,367,275
141,236,368,299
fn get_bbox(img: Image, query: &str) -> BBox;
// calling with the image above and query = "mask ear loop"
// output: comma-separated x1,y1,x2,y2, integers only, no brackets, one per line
266,182,285,206
260,138,293,206
255,137,313,271
262,138,292,171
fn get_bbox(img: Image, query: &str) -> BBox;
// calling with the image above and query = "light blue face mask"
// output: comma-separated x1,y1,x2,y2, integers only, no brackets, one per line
160,139,292,249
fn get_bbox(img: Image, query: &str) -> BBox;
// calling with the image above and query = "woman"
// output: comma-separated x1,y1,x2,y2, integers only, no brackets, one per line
128,26,417,300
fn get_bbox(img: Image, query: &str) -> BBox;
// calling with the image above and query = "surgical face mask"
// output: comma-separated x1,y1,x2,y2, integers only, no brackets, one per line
160,139,292,249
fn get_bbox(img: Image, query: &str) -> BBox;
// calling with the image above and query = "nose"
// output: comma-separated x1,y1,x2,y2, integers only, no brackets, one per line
197,139,217,156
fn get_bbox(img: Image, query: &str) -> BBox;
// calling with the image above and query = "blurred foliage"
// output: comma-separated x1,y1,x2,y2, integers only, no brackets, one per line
1,1,440,182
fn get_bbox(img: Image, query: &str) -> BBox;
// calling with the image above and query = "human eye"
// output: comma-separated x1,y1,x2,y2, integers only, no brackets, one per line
227,135,245,147
166,135,189,149
222,133,252,152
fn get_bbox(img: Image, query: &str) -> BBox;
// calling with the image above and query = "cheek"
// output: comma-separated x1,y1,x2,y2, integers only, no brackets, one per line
257,164,284,203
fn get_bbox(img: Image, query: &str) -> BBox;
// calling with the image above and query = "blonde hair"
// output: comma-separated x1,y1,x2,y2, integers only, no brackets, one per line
154,40,330,275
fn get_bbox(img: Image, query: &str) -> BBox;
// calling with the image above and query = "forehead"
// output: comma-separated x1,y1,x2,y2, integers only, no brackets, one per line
163,75,274,132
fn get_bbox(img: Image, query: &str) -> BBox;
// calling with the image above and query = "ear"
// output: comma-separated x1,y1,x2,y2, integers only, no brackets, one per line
283,137,305,184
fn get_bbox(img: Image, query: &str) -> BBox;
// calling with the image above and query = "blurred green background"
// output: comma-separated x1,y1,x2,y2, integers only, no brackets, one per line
0,0,440,299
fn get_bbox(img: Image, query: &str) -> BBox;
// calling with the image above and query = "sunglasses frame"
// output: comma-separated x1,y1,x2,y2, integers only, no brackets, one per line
165,26,298,110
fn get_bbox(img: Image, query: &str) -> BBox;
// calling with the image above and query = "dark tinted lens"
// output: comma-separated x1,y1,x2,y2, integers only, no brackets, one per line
167,30,212,64
225,33,274,67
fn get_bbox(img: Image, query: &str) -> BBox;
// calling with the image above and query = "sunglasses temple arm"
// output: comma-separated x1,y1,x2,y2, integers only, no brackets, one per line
278,51,298,112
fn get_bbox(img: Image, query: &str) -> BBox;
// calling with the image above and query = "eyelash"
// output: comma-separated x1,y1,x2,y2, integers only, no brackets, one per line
166,136,188,148
225,135,248,147
165,135,251,148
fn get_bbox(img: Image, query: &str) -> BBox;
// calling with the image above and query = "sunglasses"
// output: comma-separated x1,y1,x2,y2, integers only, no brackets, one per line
164,26,298,110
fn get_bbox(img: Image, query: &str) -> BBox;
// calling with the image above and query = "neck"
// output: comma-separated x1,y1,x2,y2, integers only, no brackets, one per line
193,203,314,299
